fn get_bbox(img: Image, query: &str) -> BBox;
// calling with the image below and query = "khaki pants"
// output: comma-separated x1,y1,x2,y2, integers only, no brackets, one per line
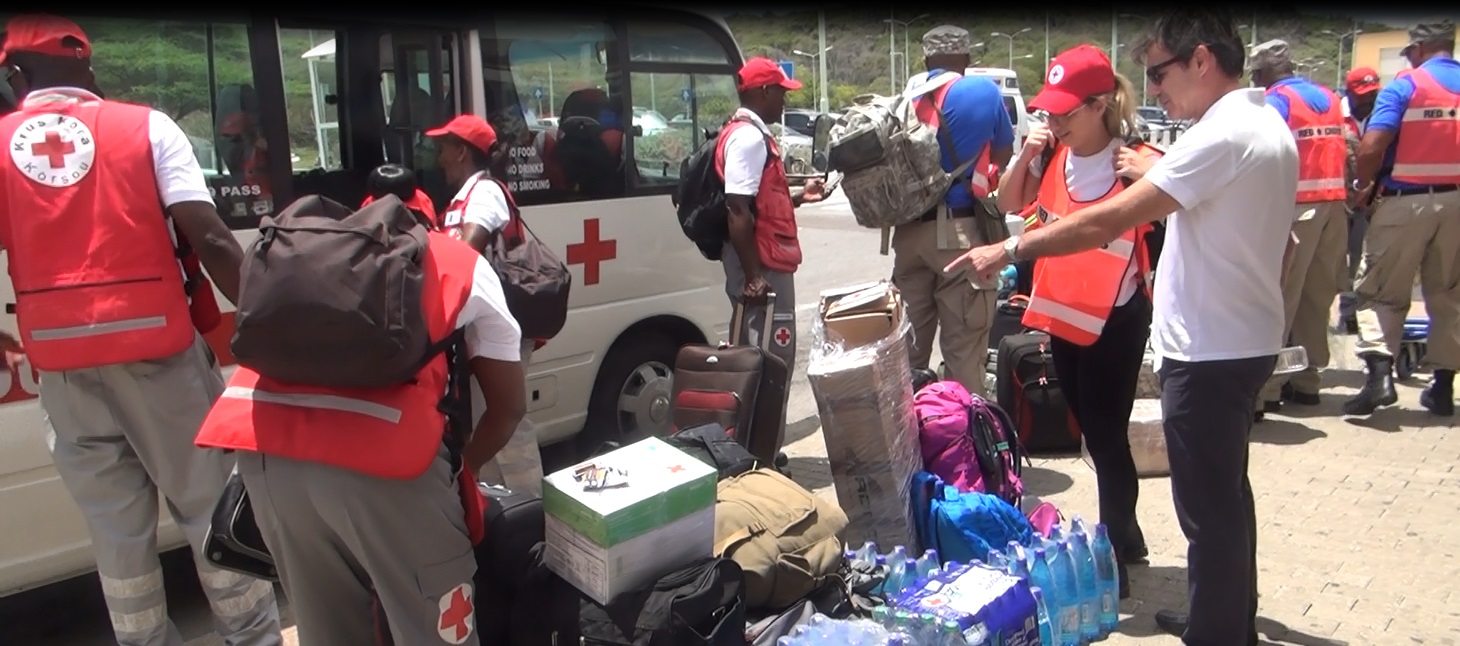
40,335,282,646
1259,201,1348,402
478,338,544,497
891,216,998,395
1353,190,1460,370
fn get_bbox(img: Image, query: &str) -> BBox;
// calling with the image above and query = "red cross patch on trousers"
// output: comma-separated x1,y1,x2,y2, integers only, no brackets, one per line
437,582,474,644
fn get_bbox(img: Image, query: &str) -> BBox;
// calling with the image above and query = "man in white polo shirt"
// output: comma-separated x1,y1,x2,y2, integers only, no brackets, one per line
945,9,1296,645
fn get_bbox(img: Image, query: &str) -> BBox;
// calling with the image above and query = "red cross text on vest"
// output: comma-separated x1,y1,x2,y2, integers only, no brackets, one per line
566,218,617,286
32,131,76,169
437,585,473,642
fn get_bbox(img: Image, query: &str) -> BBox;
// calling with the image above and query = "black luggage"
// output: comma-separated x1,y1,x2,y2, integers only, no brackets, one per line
995,331,1082,454
669,294,790,466
665,422,760,480
988,296,1030,350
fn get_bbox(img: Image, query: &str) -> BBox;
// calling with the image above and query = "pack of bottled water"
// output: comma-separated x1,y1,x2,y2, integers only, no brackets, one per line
996,516,1121,646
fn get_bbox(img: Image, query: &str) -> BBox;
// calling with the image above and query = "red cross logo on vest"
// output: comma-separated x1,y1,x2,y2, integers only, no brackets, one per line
10,114,97,188
436,582,475,644
774,326,792,347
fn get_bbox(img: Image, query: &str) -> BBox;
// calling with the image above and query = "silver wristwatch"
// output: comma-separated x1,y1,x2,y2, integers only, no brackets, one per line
1003,235,1021,262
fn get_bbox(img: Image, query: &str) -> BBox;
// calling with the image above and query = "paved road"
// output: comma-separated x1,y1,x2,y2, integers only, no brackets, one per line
6,198,1458,644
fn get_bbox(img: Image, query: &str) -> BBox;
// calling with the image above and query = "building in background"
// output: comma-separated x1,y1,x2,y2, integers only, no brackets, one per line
1353,24,1460,84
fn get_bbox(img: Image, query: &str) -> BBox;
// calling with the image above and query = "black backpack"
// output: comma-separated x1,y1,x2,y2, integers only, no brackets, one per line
483,178,573,341
672,116,771,261
556,116,622,198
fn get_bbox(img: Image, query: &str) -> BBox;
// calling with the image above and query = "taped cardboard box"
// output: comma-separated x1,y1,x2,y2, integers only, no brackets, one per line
1080,398,1169,478
806,281,923,552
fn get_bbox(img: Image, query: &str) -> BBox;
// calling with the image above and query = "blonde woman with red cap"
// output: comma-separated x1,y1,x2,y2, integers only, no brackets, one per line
995,44,1166,597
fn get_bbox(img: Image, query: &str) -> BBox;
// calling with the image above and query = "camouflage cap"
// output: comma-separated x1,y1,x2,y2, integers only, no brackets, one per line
1248,39,1292,71
922,25,971,57
1404,18,1455,53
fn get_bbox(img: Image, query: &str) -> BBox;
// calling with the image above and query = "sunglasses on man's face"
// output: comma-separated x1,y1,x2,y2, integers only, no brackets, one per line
1145,56,1187,86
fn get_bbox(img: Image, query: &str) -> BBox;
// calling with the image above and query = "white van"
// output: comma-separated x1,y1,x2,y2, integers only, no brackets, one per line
906,67,1030,150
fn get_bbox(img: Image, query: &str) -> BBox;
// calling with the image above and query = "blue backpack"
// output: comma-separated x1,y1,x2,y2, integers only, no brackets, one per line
911,471,1034,566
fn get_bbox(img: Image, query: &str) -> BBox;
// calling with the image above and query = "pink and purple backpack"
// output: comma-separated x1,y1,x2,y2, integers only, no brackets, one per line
915,380,1025,507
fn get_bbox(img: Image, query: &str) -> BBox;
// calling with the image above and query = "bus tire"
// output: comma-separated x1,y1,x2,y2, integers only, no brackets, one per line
578,332,680,456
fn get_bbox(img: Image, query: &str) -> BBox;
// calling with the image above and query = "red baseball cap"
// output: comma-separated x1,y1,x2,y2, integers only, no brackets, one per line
1029,45,1115,115
0,14,91,66
426,114,498,155
736,57,802,92
1345,67,1381,96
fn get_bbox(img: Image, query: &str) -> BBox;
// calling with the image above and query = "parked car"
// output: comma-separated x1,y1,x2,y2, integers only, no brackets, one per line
1137,105,1172,128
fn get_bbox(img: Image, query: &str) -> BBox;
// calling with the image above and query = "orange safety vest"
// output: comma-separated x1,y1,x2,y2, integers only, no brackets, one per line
1270,84,1347,203
1020,143,1162,347
714,114,802,273
1391,67,1460,185
0,97,196,371
912,77,995,199
194,231,479,481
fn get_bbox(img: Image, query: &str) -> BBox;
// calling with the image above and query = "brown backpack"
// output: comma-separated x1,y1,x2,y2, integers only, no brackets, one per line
485,178,572,341
230,194,449,388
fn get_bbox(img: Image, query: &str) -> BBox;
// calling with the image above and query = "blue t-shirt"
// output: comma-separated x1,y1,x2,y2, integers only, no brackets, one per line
1364,56,1460,190
925,72,1014,210
1263,76,1334,122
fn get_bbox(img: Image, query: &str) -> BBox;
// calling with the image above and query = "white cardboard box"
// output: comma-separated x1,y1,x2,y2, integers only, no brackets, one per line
544,506,716,606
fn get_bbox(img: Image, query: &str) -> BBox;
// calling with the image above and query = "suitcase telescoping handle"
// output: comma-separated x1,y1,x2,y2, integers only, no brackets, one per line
729,291,777,351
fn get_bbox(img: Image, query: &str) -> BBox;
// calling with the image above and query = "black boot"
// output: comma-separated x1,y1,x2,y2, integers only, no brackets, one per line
1343,354,1398,415
1421,369,1455,417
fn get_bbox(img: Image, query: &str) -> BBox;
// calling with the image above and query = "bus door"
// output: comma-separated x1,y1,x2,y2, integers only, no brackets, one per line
383,29,459,206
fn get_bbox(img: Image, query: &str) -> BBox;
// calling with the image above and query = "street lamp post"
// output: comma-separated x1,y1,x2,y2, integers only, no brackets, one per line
1321,27,1364,88
989,27,1032,70
885,13,930,89
792,45,834,109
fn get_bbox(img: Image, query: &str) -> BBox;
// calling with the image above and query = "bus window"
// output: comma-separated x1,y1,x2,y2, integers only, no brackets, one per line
481,16,624,205
381,32,457,204
627,72,737,186
627,20,731,65
1003,95,1018,126
278,28,344,174
72,18,279,227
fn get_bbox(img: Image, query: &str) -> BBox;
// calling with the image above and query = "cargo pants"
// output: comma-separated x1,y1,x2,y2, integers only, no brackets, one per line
39,334,282,646
1353,189,1460,369
1258,201,1348,404
721,242,797,449
891,214,999,396
478,338,544,497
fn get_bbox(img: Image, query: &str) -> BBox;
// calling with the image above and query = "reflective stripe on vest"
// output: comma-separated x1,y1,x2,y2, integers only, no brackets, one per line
1021,143,1159,347
0,96,195,371
1392,68,1460,184
713,113,802,273
1272,84,1348,203
193,232,480,480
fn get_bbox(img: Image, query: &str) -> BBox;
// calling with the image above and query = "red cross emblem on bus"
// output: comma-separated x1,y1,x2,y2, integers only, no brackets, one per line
32,131,76,169
566,218,617,286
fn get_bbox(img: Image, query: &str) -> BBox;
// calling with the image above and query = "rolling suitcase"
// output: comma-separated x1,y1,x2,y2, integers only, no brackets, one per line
670,293,790,466
996,331,1082,454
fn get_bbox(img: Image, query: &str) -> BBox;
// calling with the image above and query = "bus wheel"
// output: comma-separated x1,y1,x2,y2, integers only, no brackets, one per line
580,333,679,455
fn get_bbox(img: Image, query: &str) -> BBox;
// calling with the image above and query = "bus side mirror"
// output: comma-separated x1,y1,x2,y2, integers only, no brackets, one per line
811,114,832,174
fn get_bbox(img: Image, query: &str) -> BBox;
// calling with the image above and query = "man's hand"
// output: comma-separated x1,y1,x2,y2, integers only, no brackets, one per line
742,275,770,301
1114,146,1156,181
943,243,1012,283
800,177,826,203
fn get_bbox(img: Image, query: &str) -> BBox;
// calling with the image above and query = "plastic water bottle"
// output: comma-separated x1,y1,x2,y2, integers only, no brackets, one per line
939,619,966,646
943,560,962,573
1051,541,1084,646
917,549,941,579
1046,524,1066,551
1006,540,1028,567
887,633,911,646
1068,520,1100,641
1091,524,1120,635
1031,586,1055,646
1007,552,1031,582
1029,548,1061,646
986,548,1008,573
856,541,880,566
872,605,893,630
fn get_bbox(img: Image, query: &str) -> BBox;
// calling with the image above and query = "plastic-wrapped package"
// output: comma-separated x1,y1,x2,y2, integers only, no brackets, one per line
806,281,924,552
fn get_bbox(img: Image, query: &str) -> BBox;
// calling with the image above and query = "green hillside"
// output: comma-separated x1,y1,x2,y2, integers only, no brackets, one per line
724,10,1383,110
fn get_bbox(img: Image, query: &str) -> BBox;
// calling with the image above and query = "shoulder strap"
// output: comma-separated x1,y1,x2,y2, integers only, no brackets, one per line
925,79,979,181
722,115,776,170
435,327,473,475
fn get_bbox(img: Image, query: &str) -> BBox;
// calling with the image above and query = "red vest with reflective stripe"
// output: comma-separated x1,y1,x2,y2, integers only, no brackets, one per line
1270,84,1347,203
1021,143,1161,347
912,78,995,199
194,232,478,480
714,115,802,273
0,97,195,372
1392,68,1460,185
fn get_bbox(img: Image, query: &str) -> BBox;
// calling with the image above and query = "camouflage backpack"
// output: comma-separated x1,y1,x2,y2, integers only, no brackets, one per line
827,71,976,229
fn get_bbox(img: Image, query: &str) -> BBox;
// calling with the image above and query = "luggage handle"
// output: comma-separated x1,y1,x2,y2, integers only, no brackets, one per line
729,291,777,351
